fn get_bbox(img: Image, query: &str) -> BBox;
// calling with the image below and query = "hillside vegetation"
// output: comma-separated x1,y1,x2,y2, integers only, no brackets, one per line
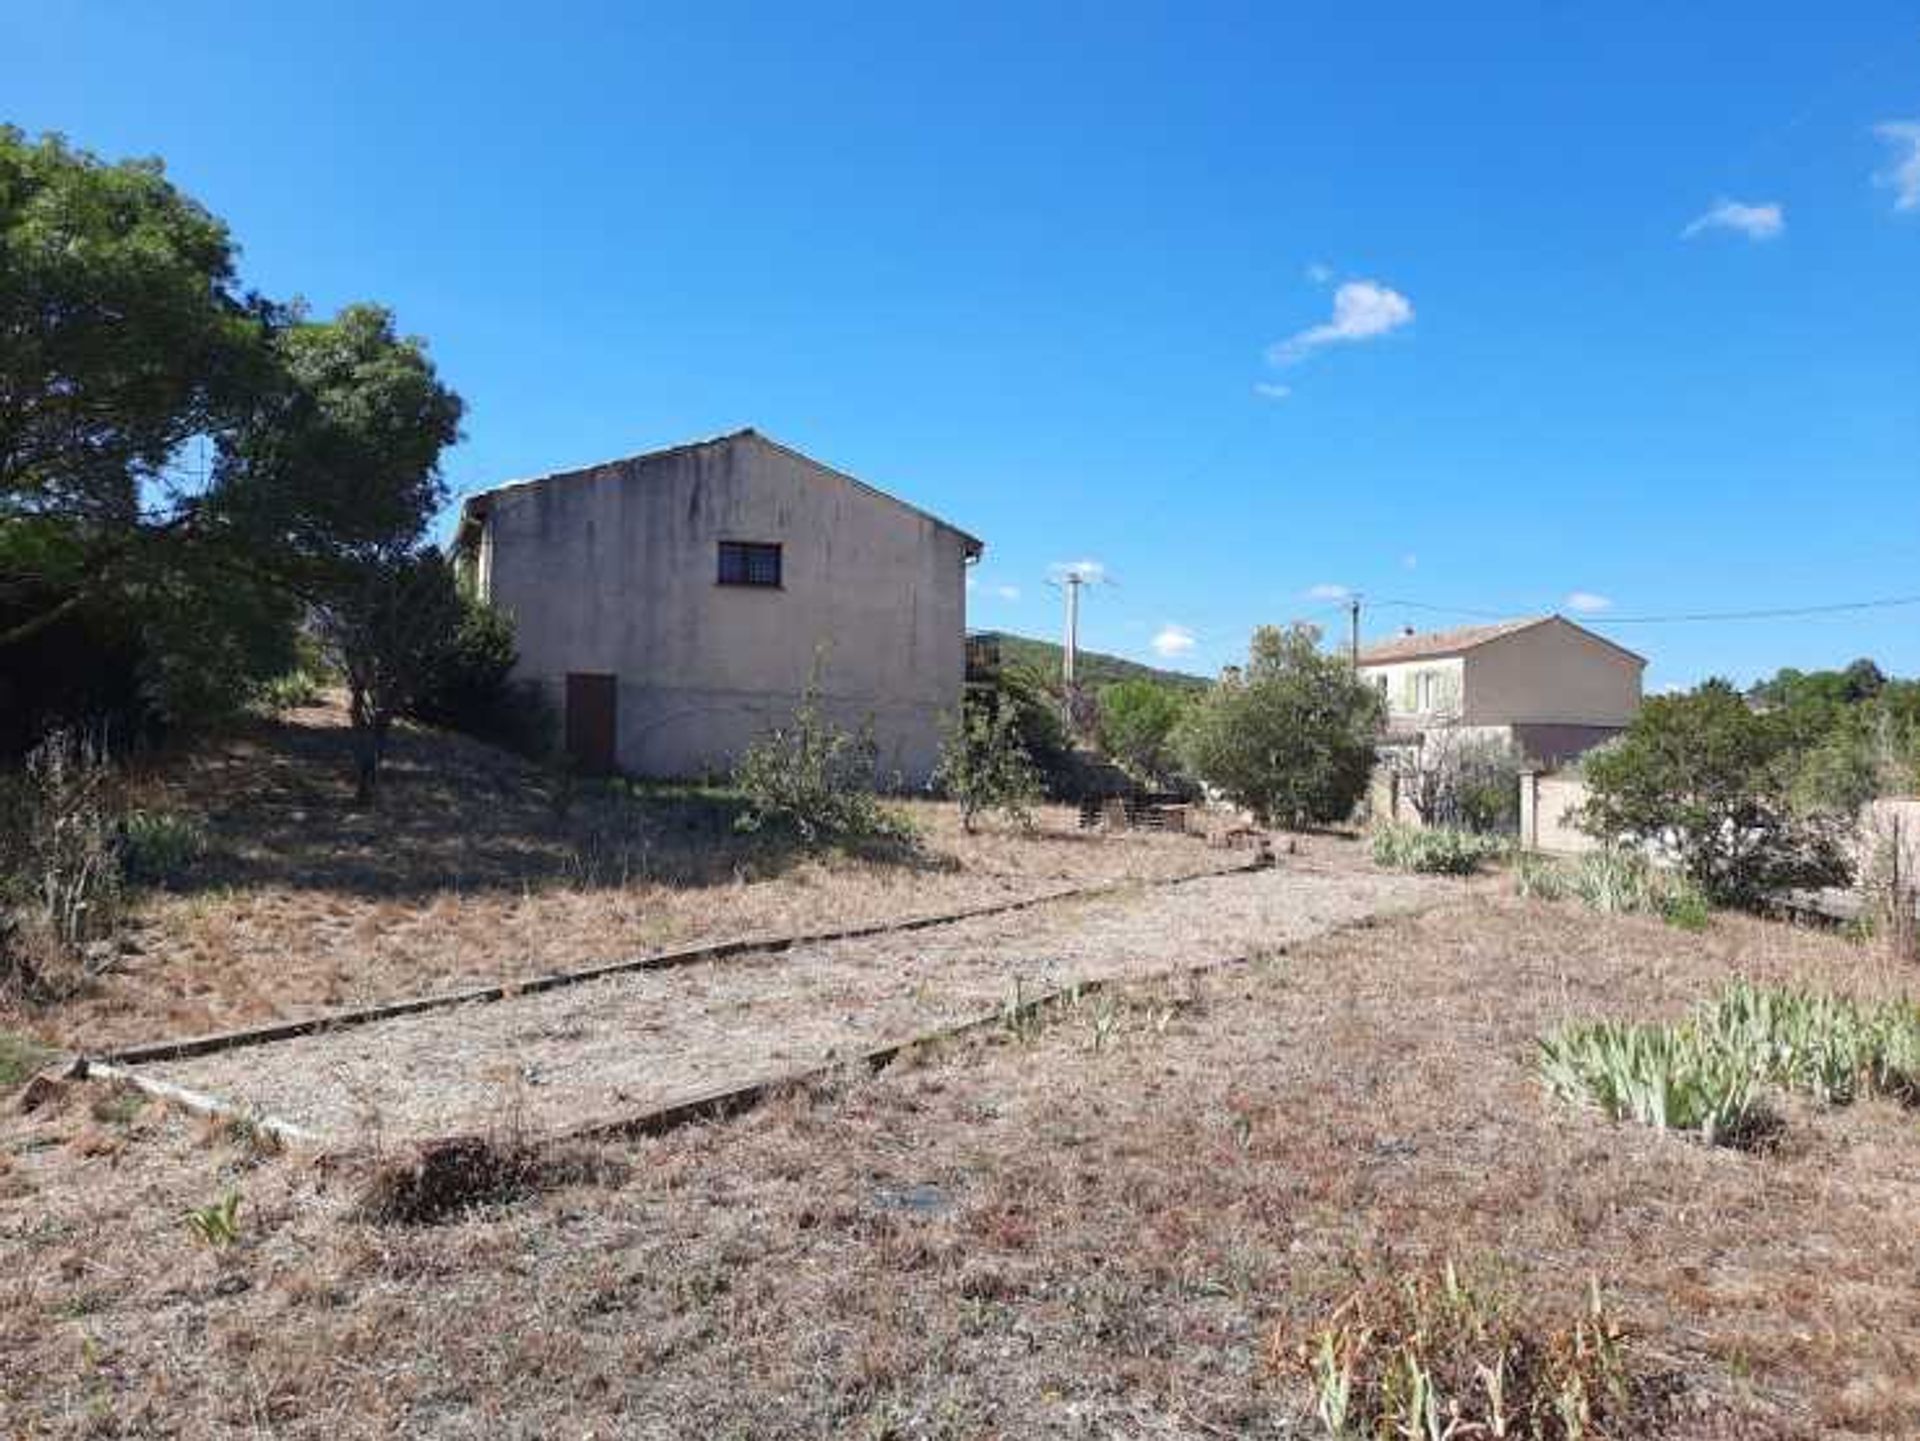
977,631,1208,693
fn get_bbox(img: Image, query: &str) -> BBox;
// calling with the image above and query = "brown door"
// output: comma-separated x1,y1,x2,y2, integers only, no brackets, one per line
564,672,617,775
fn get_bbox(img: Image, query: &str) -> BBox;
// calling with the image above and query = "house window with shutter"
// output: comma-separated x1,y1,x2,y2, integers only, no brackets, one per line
717,541,782,588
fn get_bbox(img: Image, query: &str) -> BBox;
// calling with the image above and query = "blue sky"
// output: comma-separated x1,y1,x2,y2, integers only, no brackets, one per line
8,2,1918,690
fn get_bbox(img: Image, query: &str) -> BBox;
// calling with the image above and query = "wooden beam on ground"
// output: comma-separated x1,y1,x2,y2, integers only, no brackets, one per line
69,1057,324,1146
88,856,1269,1069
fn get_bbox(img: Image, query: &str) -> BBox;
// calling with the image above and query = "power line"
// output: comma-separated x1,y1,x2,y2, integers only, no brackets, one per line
1363,592,1920,628
1588,593,1920,626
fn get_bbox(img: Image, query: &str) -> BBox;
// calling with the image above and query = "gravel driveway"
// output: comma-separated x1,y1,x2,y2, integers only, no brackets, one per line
140,853,1449,1142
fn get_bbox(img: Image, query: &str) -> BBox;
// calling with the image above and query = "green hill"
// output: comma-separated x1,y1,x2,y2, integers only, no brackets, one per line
976,631,1209,694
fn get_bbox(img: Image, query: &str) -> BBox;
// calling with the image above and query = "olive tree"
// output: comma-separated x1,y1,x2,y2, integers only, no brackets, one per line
1176,624,1381,829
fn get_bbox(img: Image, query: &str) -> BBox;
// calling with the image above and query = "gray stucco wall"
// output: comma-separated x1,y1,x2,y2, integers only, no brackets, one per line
476,434,972,784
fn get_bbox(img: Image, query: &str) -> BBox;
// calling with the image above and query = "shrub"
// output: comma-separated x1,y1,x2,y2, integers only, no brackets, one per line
120,809,206,888
1514,849,1712,929
1372,822,1505,875
1539,981,1920,1145
1580,682,1852,909
935,699,1042,833
1177,624,1380,829
408,590,527,741
0,730,123,990
733,683,916,851
1269,1257,1637,1440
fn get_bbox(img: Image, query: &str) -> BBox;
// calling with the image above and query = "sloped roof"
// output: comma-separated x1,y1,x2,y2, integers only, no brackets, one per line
456,428,983,557
1357,615,1644,667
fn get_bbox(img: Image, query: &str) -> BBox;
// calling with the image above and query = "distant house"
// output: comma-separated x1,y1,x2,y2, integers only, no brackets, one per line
1356,615,1644,766
454,429,982,782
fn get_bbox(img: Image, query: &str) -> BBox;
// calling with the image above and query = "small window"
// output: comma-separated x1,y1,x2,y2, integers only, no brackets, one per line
717,541,782,588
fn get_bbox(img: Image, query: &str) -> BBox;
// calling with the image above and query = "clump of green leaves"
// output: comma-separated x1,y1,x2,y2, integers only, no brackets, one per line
1372,822,1506,876
1539,981,1920,1146
184,1189,243,1248
733,680,916,852
1096,678,1190,786
1271,1257,1637,1440
1514,850,1712,930
935,699,1042,833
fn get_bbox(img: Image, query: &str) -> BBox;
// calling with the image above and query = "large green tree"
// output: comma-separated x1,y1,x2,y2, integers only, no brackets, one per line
1097,678,1188,785
1176,624,1381,829
0,127,268,647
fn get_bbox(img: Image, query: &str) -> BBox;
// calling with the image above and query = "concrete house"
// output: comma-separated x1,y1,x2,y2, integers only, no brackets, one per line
1357,615,1644,766
454,429,982,782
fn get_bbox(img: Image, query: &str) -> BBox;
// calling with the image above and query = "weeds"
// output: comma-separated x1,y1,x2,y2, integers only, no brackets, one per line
1371,823,1505,876
184,1189,243,1247
1515,850,1712,930
0,1030,52,1091
120,809,206,888
1270,1257,1637,1439
0,730,123,993
1540,981,1920,1144
349,1136,623,1226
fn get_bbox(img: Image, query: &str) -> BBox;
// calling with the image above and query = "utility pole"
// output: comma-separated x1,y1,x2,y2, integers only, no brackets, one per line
1348,593,1362,669
1061,570,1082,688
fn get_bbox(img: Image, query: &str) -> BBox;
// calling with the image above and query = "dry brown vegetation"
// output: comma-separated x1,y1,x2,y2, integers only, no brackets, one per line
2,699,1223,1052
5,884,1918,1436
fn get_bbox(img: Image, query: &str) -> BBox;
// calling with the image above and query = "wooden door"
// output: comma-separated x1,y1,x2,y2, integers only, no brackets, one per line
564,672,617,775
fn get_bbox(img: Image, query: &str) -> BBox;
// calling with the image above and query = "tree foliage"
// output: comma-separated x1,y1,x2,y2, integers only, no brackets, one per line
1579,682,1852,908
1175,624,1381,829
1097,679,1189,785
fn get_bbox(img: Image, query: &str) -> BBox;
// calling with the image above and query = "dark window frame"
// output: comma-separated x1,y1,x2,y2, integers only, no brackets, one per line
717,540,783,589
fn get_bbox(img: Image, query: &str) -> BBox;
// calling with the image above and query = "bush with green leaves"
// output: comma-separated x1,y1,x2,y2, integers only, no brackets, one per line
1372,822,1506,875
935,699,1042,833
732,685,915,851
1514,849,1712,929
1579,681,1852,909
1539,981,1920,1146
1177,624,1381,829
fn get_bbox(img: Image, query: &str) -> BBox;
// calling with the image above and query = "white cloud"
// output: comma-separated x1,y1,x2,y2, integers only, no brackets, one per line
1049,559,1106,584
1268,280,1415,365
1305,582,1351,601
1681,198,1784,241
1253,381,1292,400
1565,591,1613,614
1305,261,1334,284
994,584,1020,602
1401,552,1419,571
1151,623,1197,658
1874,121,1920,211
965,573,977,591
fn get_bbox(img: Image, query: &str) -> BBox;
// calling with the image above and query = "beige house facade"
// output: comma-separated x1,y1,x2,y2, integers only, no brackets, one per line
1357,615,1645,767
455,429,981,783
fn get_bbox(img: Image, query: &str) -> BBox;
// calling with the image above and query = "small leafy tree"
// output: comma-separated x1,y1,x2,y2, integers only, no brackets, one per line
1580,682,1851,908
732,681,914,850
936,699,1042,832
1393,726,1523,833
312,549,465,803
1175,624,1382,829
1097,679,1188,785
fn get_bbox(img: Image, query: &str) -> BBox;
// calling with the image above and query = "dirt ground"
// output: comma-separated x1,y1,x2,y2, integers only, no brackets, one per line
5,884,1918,1437
4,700,1228,1053
140,859,1445,1141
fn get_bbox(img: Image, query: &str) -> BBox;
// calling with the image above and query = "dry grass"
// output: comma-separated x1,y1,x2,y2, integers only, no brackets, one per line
3,698,1223,1051
4,889,1917,1435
